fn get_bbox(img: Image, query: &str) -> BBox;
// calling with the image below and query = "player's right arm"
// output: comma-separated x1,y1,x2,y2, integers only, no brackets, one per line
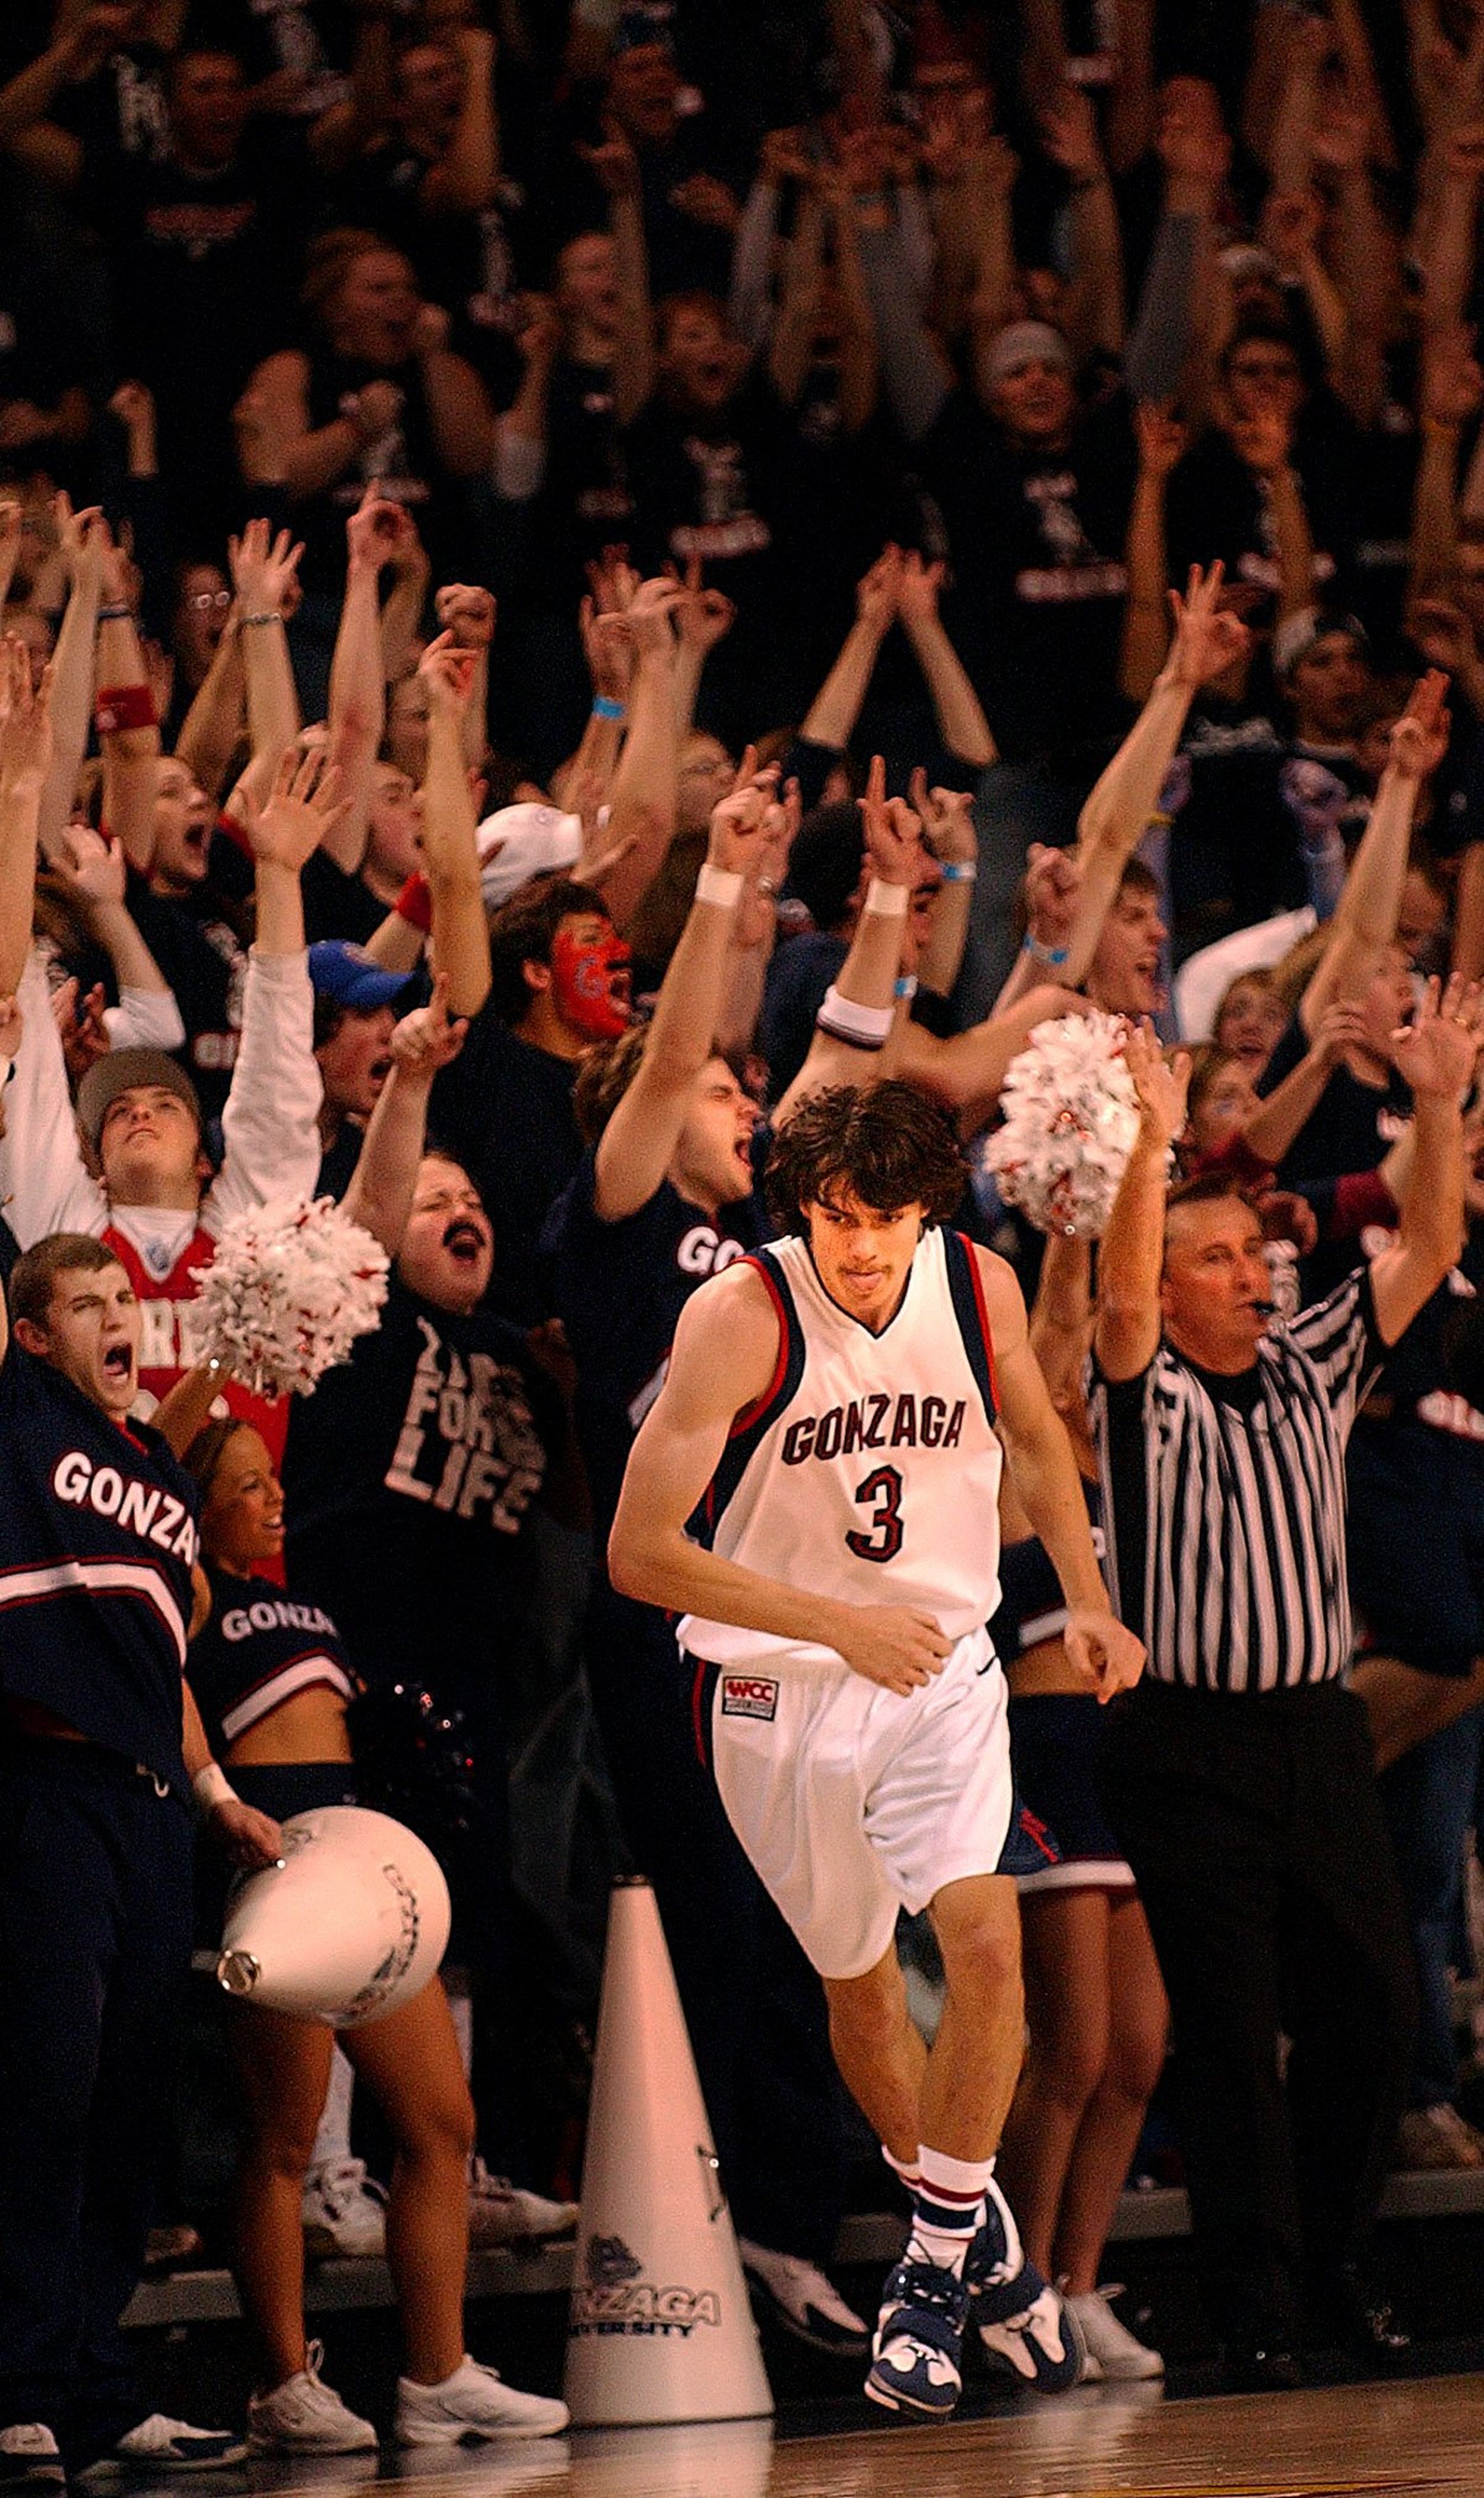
609,1264,953,1695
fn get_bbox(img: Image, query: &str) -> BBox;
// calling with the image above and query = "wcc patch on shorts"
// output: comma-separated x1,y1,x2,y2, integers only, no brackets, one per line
720,1674,779,1722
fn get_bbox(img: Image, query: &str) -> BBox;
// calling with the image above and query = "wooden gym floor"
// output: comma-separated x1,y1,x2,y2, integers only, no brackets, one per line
151,2375,1484,2498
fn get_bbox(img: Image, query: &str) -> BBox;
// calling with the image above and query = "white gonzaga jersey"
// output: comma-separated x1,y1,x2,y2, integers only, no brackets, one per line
678,1226,1004,1675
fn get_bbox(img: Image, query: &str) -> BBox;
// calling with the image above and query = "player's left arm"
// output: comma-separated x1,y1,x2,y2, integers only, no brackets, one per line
978,1246,1145,1703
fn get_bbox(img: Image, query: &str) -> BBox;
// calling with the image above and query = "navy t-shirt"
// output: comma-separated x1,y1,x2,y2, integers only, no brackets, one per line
0,1348,198,1791
283,1279,557,1678
544,1147,763,1533
189,1563,357,1759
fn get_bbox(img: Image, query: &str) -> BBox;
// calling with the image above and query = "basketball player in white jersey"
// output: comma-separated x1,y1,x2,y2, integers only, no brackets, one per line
610,1080,1144,2418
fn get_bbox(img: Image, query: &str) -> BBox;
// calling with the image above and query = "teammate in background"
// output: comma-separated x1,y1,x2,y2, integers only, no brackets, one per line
610,1080,1145,2420
0,1224,278,2489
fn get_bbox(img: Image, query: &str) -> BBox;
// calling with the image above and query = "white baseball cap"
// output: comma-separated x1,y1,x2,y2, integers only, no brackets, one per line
476,803,583,911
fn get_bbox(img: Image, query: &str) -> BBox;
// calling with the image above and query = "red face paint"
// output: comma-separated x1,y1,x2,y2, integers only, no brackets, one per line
551,926,630,1041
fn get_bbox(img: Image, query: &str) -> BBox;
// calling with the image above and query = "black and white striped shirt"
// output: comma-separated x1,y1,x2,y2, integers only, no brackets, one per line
1090,1270,1383,1692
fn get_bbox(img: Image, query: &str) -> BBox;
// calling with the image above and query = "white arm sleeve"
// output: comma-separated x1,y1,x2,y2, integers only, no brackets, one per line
104,985,187,1053
204,947,324,1236
1,949,108,1245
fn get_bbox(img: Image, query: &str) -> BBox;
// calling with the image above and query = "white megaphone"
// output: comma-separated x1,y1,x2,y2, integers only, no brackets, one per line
217,1805,450,2027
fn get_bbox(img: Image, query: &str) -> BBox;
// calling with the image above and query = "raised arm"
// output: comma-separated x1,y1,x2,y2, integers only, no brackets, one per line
343,976,468,1253
0,636,52,996
37,493,104,860
322,489,400,873
1300,672,1448,1034
417,631,490,1019
608,1261,954,1695
96,528,161,876
225,520,302,821
1093,1023,1190,1383
598,575,682,932
1369,976,1477,1342
799,546,898,752
1120,403,1184,704
174,610,246,807
418,23,499,215
774,754,925,1123
896,550,994,769
1041,85,1125,367
908,772,976,1001
594,759,773,1222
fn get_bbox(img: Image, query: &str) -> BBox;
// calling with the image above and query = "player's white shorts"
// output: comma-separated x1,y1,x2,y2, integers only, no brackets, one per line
692,1627,1015,1982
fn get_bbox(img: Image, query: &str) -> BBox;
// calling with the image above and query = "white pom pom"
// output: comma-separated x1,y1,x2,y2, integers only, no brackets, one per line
979,1011,1143,1239
189,1199,390,1398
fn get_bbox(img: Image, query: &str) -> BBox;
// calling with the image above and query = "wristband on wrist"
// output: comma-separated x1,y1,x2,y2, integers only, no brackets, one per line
395,871,433,933
937,861,976,883
695,863,744,908
864,878,909,920
1022,934,1070,966
95,684,158,735
193,1762,238,1814
895,973,919,1001
816,985,893,1049
591,695,625,722
240,612,281,628
97,603,132,622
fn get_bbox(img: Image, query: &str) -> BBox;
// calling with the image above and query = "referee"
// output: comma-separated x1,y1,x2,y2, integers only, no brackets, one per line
1090,1002,1476,2391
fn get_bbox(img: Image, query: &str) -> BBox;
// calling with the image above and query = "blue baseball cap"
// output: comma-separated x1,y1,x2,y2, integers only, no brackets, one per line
308,941,416,1012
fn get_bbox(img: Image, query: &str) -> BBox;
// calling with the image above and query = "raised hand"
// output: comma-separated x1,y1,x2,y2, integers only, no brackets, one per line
1040,84,1104,182
579,594,633,701
707,748,779,874
1391,974,1484,1099
576,118,640,200
897,549,948,630
52,492,107,593
626,573,683,658
1421,325,1484,430
53,976,110,1086
908,766,976,866
434,581,497,649
242,744,347,871
1387,670,1452,783
1023,841,1082,952
389,970,468,1082
673,557,735,656
228,518,304,617
1134,400,1187,480
417,627,477,715
1123,1017,1190,1145
855,544,902,635
733,775,800,950
585,544,640,616
346,484,411,574
1165,562,1251,689
858,751,927,888
55,825,127,916
1311,997,1372,1070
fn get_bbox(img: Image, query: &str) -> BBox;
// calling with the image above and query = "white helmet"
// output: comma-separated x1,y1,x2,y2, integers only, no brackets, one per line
217,1805,451,2027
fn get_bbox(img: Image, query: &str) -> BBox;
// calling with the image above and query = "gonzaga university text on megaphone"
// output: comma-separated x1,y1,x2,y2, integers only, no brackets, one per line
217,1804,451,2026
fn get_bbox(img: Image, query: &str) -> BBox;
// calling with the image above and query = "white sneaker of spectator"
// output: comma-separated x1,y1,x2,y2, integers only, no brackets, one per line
394,2357,569,2443
302,2157,388,2258
247,2343,378,2454
1061,2284,1165,2380
737,2239,870,2354
467,2157,578,2246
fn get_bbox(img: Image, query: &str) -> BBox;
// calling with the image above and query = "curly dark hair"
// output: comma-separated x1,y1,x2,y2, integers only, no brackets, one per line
765,1082,966,1234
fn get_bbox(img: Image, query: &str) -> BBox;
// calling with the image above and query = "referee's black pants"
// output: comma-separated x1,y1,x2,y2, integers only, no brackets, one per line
1103,1678,1416,2350
585,1576,848,2268
0,1739,192,2465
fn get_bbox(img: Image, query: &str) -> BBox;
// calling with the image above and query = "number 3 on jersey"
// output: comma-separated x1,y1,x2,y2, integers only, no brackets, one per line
847,1464,904,1563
